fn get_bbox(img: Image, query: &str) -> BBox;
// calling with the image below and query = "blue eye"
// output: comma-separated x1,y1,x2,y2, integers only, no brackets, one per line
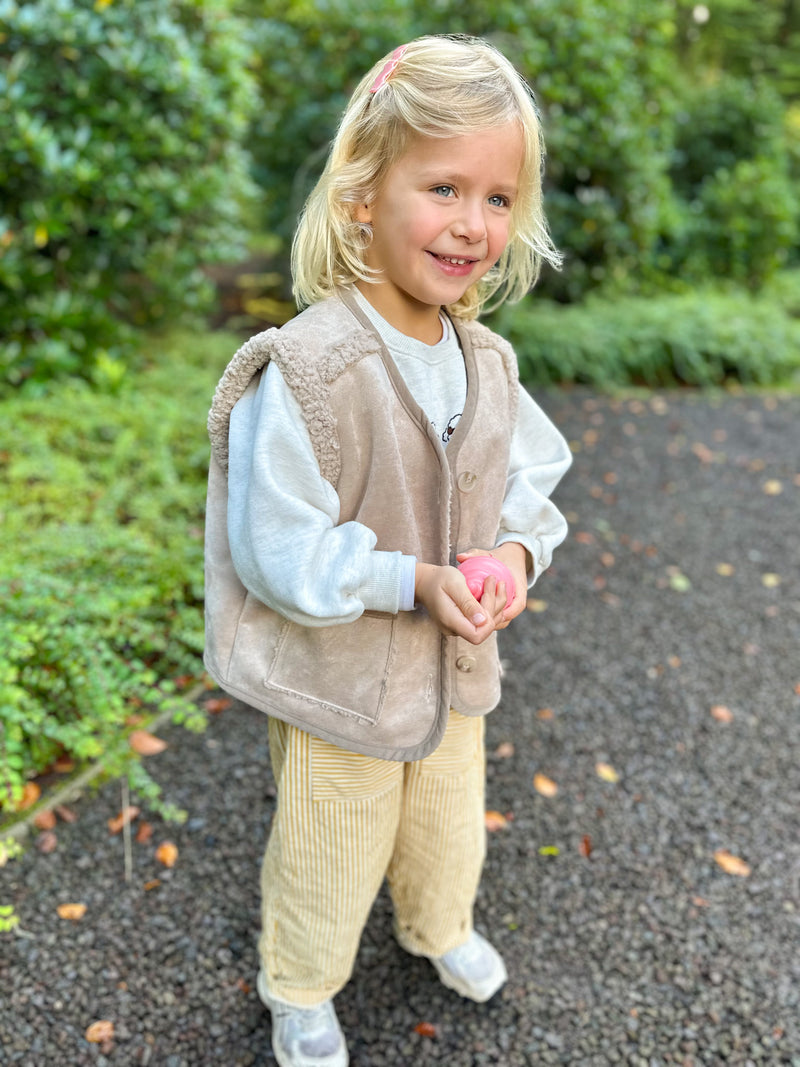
488,194,509,208
432,185,455,197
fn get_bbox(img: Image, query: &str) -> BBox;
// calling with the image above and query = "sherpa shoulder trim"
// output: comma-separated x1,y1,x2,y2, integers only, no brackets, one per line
207,328,278,475
207,299,382,484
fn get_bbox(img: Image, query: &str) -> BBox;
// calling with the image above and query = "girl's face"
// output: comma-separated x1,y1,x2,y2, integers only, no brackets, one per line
355,123,524,342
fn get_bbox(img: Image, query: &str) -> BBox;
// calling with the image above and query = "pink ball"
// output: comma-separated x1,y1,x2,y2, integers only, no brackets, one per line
457,556,516,609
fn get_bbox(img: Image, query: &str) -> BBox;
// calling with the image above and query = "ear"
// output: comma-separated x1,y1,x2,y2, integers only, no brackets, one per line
353,202,372,225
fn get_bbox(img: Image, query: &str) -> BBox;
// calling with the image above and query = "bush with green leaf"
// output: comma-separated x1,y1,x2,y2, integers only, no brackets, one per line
237,0,798,302
0,0,258,392
492,282,800,388
665,76,798,288
0,329,237,818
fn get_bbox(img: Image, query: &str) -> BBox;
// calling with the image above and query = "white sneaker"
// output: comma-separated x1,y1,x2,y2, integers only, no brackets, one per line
257,970,349,1067
400,929,507,1002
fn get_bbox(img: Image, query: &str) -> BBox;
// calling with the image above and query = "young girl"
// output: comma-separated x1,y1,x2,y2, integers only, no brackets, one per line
205,35,571,1067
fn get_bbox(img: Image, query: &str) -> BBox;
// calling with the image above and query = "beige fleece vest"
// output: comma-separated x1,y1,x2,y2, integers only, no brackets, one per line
204,293,519,761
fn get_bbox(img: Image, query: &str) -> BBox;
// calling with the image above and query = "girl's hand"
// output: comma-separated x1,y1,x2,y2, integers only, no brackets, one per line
456,542,528,630
414,563,498,645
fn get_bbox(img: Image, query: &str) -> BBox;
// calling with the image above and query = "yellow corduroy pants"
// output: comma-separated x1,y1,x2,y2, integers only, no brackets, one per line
259,709,487,1005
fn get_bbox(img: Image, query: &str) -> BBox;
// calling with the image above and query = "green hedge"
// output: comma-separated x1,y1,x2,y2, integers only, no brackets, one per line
0,329,236,817
238,0,798,301
492,280,800,388
0,0,258,392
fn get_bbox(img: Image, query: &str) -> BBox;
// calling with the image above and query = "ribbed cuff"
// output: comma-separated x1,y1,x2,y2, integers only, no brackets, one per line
356,551,416,614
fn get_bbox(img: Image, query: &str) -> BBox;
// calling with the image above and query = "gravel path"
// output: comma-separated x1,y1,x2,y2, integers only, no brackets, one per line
2,389,798,1066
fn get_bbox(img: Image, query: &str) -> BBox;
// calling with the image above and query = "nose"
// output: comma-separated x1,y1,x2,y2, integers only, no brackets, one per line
453,199,487,244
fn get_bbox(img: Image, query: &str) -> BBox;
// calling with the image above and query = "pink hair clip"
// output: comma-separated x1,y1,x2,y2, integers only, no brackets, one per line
369,44,408,93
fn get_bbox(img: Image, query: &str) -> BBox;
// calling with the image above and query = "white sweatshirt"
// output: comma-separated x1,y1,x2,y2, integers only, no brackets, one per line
227,293,571,627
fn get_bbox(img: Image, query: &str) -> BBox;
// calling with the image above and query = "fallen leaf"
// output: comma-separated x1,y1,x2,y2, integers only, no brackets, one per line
494,741,515,759
85,1020,114,1044
237,977,252,994
713,849,751,877
53,756,75,774
595,762,620,784
57,903,87,921
579,834,593,858
108,806,140,835
692,895,710,907
574,531,595,545
143,879,161,891
128,730,167,756
538,845,560,856
762,479,783,495
667,655,682,668
762,573,781,588
156,841,178,868
669,571,692,593
526,598,548,613
600,552,615,567
691,441,714,464
536,708,554,720
710,705,734,724
484,810,508,832
34,810,57,831
55,804,78,823
715,562,735,576
533,773,558,797
36,831,58,854
15,782,41,812
414,1022,437,1038
135,821,153,844
204,696,233,713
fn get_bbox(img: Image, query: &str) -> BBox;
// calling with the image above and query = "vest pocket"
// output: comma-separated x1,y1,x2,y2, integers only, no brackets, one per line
264,613,397,725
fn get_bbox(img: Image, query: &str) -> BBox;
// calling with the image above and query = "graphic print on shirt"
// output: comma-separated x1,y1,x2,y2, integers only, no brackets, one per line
441,411,462,444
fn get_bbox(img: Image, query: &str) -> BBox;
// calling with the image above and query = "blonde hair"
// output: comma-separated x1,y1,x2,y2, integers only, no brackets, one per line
292,34,561,319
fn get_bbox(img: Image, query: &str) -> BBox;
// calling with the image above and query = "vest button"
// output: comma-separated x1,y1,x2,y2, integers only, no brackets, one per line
457,470,478,492
456,655,477,673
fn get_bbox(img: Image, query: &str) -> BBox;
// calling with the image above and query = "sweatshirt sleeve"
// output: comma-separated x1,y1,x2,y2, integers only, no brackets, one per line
227,361,418,626
494,385,572,584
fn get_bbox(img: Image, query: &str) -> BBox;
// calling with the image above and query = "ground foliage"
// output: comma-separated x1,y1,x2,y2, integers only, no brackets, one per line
0,330,236,816
490,274,800,388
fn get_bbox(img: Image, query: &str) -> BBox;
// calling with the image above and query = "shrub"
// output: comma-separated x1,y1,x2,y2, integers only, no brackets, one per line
0,328,236,816
492,285,800,388
666,76,798,287
0,0,258,392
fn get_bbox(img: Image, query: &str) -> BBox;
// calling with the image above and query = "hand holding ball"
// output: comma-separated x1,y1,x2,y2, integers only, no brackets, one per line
457,556,516,610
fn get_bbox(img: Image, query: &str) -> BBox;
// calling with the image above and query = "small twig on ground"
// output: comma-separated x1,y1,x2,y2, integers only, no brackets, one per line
121,778,133,883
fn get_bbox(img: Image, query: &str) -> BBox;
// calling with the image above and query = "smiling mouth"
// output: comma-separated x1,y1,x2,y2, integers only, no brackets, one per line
428,252,478,265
